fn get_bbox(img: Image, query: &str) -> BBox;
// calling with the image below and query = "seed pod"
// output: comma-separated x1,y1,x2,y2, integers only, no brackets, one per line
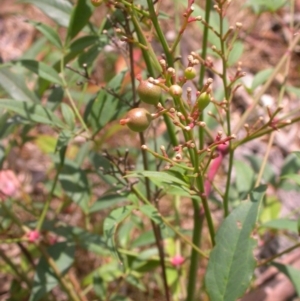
137,80,162,105
120,108,152,132
184,67,196,80
197,92,210,111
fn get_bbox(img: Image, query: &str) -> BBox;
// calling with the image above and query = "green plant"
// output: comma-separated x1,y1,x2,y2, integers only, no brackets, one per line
0,0,300,301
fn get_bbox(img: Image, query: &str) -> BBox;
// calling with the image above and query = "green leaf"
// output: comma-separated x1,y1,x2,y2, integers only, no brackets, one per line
234,160,255,199
78,44,101,66
245,0,286,13
29,242,75,301
259,196,281,224
67,0,94,41
281,174,300,186
139,205,169,236
245,154,276,185
27,20,62,49
0,68,39,102
47,86,64,110
261,218,298,233
89,193,129,213
205,185,267,301
228,41,244,67
125,274,146,292
21,0,72,27
35,134,57,154
55,130,73,151
93,274,107,300
103,206,134,261
272,262,300,296
68,35,101,54
60,103,75,129
0,99,64,128
17,60,62,85
125,171,189,187
85,70,129,135
286,86,300,97
251,68,273,91
40,221,111,255
59,159,90,213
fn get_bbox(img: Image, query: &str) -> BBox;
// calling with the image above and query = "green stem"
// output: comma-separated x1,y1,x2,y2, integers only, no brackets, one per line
187,2,212,299
1,203,82,301
186,198,204,301
257,242,300,267
218,4,232,217
198,0,212,150
131,12,162,74
0,248,32,287
37,166,61,231
233,32,300,134
60,56,90,134
39,245,82,301
132,185,208,259
120,0,150,18
131,12,178,147
139,133,170,301
146,0,173,67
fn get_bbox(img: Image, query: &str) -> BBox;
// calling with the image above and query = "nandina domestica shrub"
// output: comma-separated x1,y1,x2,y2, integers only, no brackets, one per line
0,1,299,301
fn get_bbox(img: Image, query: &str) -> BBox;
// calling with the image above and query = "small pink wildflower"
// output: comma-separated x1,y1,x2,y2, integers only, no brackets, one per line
27,230,40,243
0,170,20,199
170,255,185,267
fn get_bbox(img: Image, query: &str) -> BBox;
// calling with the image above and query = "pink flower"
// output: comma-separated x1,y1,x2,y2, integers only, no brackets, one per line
27,230,40,243
170,255,185,267
0,170,20,199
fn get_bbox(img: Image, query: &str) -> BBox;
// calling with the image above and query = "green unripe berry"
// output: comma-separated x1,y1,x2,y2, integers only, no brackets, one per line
169,85,183,97
120,108,152,132
197,92,211,111
91,0,102,7
137,80,162,105
184,67,196,80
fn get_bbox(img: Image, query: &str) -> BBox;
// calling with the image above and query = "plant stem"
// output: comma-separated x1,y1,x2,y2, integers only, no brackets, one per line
233,32,300,134
198,0,212,151
218,3,232,217
131,12,178,146
37,166,61,231
132,185,208,259
186,198,204,301
60,56,90,134
257,242,300,267
38,245,82,301
1,203,82,301
139,134,170,301
146,0,173,67
0,248,32,287
187,2,212,300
